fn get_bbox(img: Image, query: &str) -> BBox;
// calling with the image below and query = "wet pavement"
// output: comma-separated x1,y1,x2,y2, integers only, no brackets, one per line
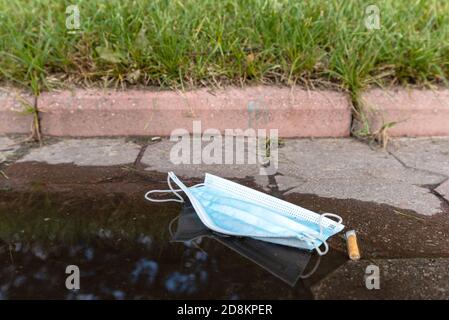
0,190,339,299
1,136,449,299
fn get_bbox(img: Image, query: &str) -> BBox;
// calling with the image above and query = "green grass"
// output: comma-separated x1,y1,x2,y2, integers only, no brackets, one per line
1,0,449,95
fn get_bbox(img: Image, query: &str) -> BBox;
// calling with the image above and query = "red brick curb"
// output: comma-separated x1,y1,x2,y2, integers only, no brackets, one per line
0,88,34,134
37,87,351,137
361,88,449,137
2,86,449,138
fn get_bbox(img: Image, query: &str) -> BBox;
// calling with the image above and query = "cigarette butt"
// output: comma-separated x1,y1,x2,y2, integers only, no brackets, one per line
345,230,360,261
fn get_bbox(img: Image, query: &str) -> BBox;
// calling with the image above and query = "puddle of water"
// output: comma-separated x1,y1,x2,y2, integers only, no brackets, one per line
0,191,345,300
3,163,449,299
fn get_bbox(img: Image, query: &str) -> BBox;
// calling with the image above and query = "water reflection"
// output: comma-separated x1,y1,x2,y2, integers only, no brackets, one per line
0,192,344,299
131,259,159,285
170,202,317,286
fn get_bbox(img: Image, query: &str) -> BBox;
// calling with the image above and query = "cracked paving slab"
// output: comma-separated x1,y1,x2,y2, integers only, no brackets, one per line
277,139,445,215
278,139,445,184
17,139,141,166
0,136,20,163
10,137,448,216
140,139,269,186
277,176,441,216
311,258,449,300
388,138,449,177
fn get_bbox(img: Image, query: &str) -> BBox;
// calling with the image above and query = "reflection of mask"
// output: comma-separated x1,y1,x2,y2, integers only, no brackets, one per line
170,202,312,286
146,172,344,255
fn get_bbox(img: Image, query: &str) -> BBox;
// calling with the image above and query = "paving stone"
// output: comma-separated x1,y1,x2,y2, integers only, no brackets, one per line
388,138,449,177
141,139,271,180
141,138,445,214
277,176,441,216
17,139,141,166
0,136,20,163
275,139,445,215
312,258,449,300
278,139,445,184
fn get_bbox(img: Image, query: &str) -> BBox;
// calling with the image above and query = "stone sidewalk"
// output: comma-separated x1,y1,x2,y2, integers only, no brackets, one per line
3,135,448,216
1,135,449,299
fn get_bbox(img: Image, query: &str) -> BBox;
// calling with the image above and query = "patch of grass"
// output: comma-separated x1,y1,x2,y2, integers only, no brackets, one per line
0,0,448,94
16,95,42,143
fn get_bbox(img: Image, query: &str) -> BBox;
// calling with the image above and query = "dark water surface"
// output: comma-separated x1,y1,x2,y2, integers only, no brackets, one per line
0,191,346,300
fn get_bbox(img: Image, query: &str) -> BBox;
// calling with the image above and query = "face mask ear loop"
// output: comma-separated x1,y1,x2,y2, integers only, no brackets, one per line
313,239,329,256
145,173,204,203
168,215,181,238
313,213,343,256
145,174,185,203
298,232,328,256
321,212,343,224
299,255,322,279
191,238,207,254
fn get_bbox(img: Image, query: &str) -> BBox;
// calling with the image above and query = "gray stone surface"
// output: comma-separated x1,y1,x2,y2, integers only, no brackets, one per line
276,139,445,215
388,138,449,177
278,139,445,185
11,137,449,215
0,136,19,163
277,176,441,216
436,180,449,203
18,139,141,166
141,139,270,180
312,258,449,300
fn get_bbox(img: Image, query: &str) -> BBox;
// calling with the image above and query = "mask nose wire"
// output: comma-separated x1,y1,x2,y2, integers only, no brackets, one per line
144,173,204,203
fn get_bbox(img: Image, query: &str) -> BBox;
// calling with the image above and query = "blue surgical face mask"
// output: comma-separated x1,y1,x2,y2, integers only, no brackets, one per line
145,172,344,256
